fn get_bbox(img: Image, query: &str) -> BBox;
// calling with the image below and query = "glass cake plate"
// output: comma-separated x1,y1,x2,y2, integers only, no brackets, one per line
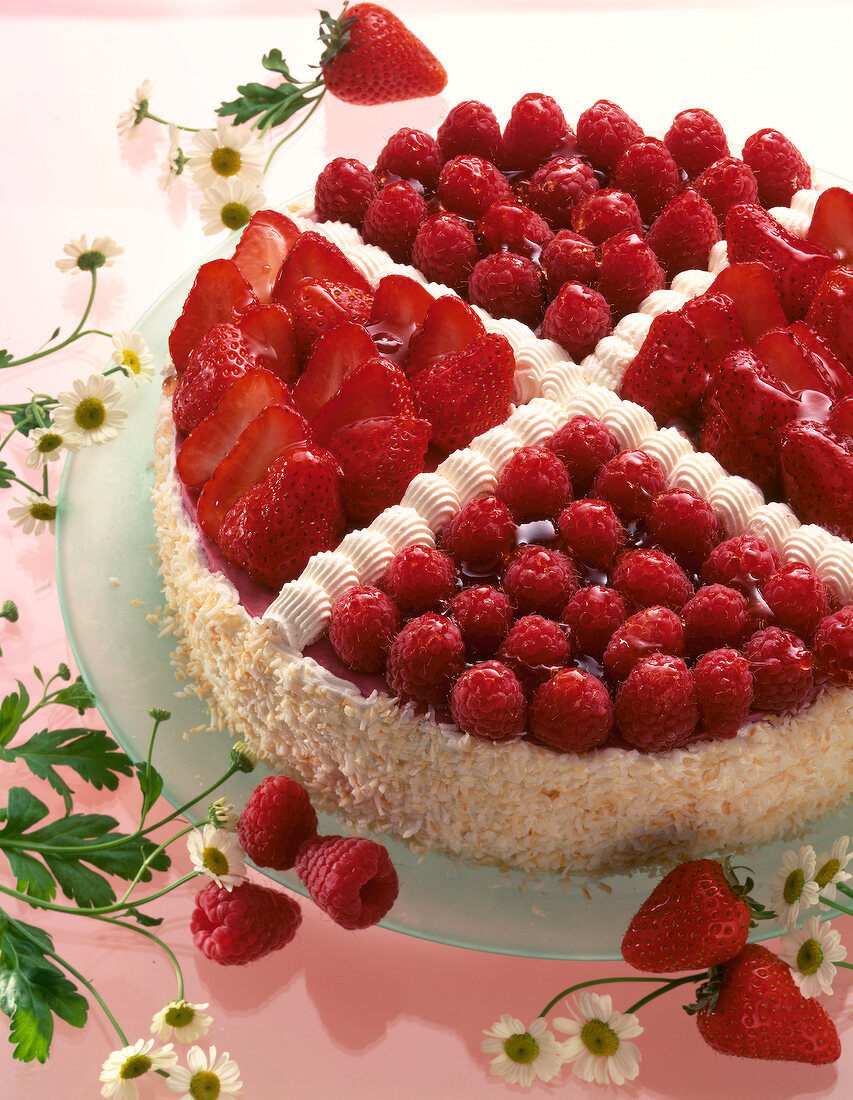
55,199,852,961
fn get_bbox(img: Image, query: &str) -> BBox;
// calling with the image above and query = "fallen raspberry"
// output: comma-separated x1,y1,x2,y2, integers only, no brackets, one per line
468,252,546,326
813,606,853,686
449,585,514,655
571,189,644,245
646,487,720,571
295,835,398,930
361,181,428,263
762,562,830,642
746,626,815,714
502,545,580,619
702,534,782,597
611,548,693,612
576,99,644,172
437,99,502,163
611,137,680,222
385,612,465,704
527,157,599,229
615,654,699,751
592,449,666,520
645,190,722,280
562,585,627,661
597,230,666,319
541,281,611,360
450,660,527,740
478,201,554,259
381,545,457,616
441,495,517,567
411,212,480,293
557,498,625,568
693,648,753,739
603,605,684,682
330,585,401,672
682,584,750,656
237,774,319,871
529,668,613,752
742,128,811,207
375,127,442,188
544,415,618,494
437,154,512,219
694,156,759,224
191,880,301,965
500,91,572,170
495,445,572,521
314,157,378,227
540,231,598,294
498,614,570,694
664,108,730,179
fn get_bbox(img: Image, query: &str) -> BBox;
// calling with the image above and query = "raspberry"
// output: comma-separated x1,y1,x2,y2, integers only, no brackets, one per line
314,157,378,227
295,835,398,930
529,668,613,752
502,545,579,619
450,660,527,740
441,495,517,567
544,415,619,494
497,614,570,694
449,585,514,655
385,612,465,704
611,138,680,222
437,100,502,163
597,231,666,319
682,584,750,656
576,100,644,172
571,189,644,246
468,252,546,326
762,562,830,642
191,880,301,965
813,606,853,686
437,154,513,220
527,157,599,230
742,128,811,208
645,190,722,280
375,127,442,188
495,445,572,521
500,92,572,171
664,108,730,179
540,231,598,295
694,156,759,224
382,545,457,615
237,774,318,871
611,548,693,612
615,654,699,751
746,626,815,713
702,535,782,597
562,585,627,661
646,487,720,570
329,585,401,672
557,498,625,567
478,201,554,259
693,648,753,738
411,212,480,293
541,282,611,361
592,450,666,520
361,181,428,263
603,605,684,682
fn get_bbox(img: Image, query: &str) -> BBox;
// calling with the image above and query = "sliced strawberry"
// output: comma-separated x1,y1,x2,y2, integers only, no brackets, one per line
176,370,292,490
367,274,434,360
789,321,853,398
681,293,746,361
779,419,853,540
237,303,300,386
271,230,372,303
725,203,836,321
404,295,485,378
196,404,311,540
707,262,788,345
169,259,259,373
218,445,345,588
619,310,712,423
805,266,853,372
172,323,262,434
291,322,377,421
755,327,845,401
285,278,374,360
411,332,515,453
806,186,853,262
830,395,853,436
329,414,432,524
311,357,415,446
231,209,301,302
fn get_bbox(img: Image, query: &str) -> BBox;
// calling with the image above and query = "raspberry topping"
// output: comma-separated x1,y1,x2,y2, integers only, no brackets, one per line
436,100,502,163
576,99,644,172
495,445,573,521
664,108,730,179
468,252,546,326
502,545,579,619
694,156,759,224
437,154,513,220
385,612,465,704
450,660,527,740
544,415,619,494
645,190,722,280
382,545,457,615
681,584,750,656
702,534,782,596
603,605,685,682
441,495,518,568
557,498,625,567
762,562,830,642
562,585,627,661
500,92,572,171
746,626,815,714
742,128,812,208
237,774,318,871
646,487,720,570
498,614,570,694
375,127,442,188
540,231,598,294
611,137,680,222
478,201,554,259
592,450,666,520
330,585,401,672
571,189,644,246
615,654,699,751
541,282,611,361
813,606,853,686
611,548,693,612
191,880,302,965
361,181,428,263
527,157,599,230
314,157,378,227
411,212,479,293
597,230,666,319
449,585,514,655
529,668,613,752
295,835,399,930
693,648,753,739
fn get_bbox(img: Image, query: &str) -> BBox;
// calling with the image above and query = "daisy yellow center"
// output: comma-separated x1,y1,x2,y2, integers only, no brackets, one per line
220,202,251,231
122,349,141,373
816,858,841,888
581,1019,620,1058
164,1002,196,1028
30,502,56,522
189,1069,221,1100
202,846,229,875
74,396,106,430
211,146,242,178
120,1053,152,1080
797,938,824,975
503,1032,539,1065
783,868,805,905
36,432,63,454
76,249,106,272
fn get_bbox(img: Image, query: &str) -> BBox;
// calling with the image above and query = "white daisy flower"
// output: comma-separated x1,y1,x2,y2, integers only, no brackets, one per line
8,492,57,536
117,79,154,139
100,1037,176,1099
189,119,265,191
815,835,853,907
25,426,82,468
208,796,239,832
167,1045,242,1099
554,992,643,1087
481,1014,564,1087
151,999,213,1044
778,916,847,998
52,374,127,447
56,235,124,275
199,178,265,237
771,846,821,930
111,330,155,385
186,823,246,890
159,123,189,191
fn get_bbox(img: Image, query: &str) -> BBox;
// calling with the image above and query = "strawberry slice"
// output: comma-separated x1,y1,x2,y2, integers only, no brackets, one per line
830,394,853,436
681,293,746,361
620,310,713,423
805,266,853,372
271,230,373,302
404,295,486,378
237,303,300,386
411,332,515,453
806,186,853,262
169,259,259,373
725,203,836,321
176,370,292,490
285,278,374,361
779,418,853,540
789,321,853,397
291,322,378,421
172,323,262,434
707,262,788,345
311,357,416,446
231,209,301,302
755,327,845,402
196,404,311,540
367,274,435,360
330,414,432,525
218,445,346,588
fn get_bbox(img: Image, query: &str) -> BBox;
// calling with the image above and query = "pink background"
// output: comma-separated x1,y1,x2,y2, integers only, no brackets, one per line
2,1,853,1096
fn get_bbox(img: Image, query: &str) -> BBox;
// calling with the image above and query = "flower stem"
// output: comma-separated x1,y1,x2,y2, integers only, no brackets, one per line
142,109,198,133
5,272,99,368
144,763,242,833
625,973,706,1014
837,882,853,899
0,872,199,916
264,91,324,173
819,894,853,917
538,972,707,1019
92,914,185,1000
116,824,196,906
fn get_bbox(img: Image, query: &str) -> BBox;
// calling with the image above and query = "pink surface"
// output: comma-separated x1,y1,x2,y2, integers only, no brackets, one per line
2,3,853,1096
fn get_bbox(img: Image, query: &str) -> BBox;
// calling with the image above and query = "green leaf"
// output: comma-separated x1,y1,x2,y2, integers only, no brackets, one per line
4,850,56,902
3,788,50,834
51,678,96,714
0,460,14,488
136,760,164,809
216,48,324,133
1,599,18,622
0,683,30,746
125,906,164,928
0,349,12,369
41,856,116,909
6,727,135,813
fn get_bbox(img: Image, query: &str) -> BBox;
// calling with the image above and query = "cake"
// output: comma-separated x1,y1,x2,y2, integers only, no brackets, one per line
152,96,853,877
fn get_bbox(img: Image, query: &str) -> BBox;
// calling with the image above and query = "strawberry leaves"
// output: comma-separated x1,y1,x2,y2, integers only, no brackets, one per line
217,48,326,133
